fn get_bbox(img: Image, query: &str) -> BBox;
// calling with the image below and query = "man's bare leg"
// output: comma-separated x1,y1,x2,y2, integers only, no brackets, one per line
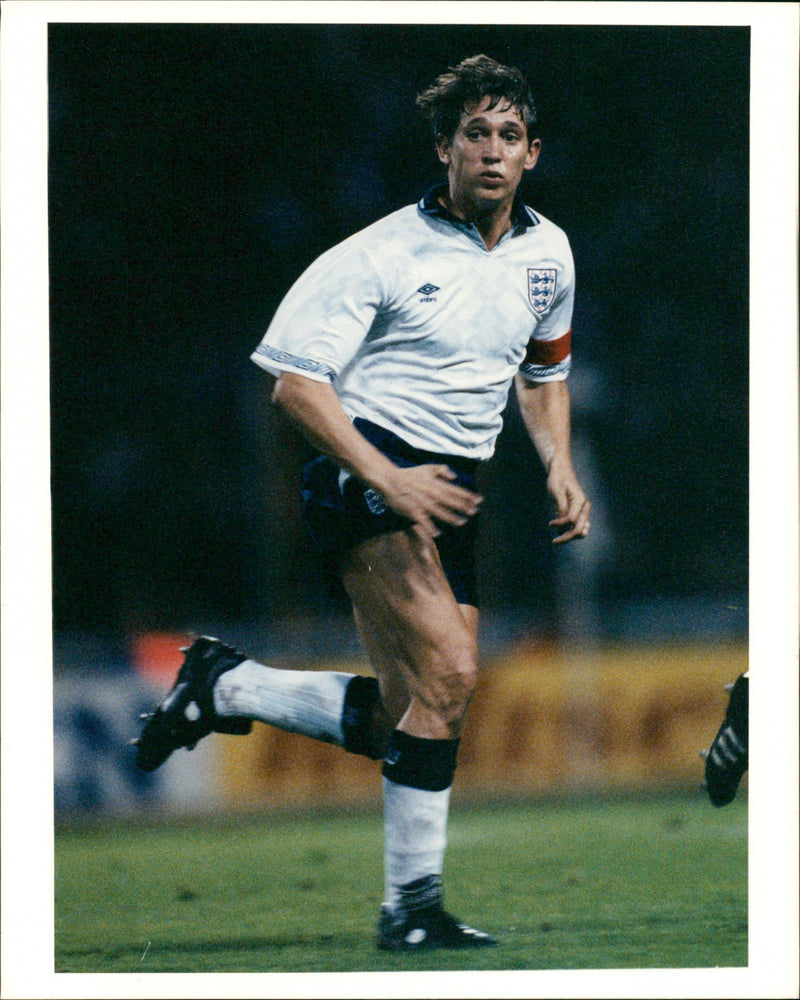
342,525,479,738
341,525,495,948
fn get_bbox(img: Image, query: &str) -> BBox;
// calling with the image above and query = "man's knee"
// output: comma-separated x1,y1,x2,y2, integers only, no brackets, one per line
423,639,479,731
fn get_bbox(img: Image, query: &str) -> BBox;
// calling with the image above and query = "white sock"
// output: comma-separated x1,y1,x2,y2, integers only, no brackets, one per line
382,776,450,909
213,659,354,745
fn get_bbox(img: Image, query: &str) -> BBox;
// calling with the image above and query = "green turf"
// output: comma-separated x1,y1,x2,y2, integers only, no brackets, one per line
54,794,747,973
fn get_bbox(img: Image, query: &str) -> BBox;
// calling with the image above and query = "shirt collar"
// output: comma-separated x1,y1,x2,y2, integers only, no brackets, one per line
419,183,539,230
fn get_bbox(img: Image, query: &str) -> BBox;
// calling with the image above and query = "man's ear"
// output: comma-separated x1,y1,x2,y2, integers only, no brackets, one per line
436,134,452,167
524,138,542,171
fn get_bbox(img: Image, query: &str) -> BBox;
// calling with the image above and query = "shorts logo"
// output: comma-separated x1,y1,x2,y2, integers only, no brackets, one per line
417,282,440,302
363,487,387,515
528,268,557,313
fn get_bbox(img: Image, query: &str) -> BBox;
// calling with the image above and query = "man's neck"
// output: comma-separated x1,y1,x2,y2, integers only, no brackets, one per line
437,191,515,251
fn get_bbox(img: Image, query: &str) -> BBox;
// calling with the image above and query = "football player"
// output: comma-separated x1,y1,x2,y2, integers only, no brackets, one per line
135,54,590,950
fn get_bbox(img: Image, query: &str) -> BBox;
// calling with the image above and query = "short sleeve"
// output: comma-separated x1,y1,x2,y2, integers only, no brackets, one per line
518,246,575,383
251,234,383,382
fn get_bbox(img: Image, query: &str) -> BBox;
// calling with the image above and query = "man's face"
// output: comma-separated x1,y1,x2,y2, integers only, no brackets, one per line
436,96,541,211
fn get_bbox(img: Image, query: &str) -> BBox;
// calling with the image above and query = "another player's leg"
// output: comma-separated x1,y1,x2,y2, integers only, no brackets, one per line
134,635,392,772
342,527,497,950
702,671,748,806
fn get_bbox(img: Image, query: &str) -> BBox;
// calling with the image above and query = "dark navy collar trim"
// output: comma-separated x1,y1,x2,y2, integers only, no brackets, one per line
419,184,538,229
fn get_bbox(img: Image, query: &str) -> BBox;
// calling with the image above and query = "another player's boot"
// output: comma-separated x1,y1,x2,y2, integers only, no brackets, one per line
376,875,497,950
701,672,748,807
133,636,252,772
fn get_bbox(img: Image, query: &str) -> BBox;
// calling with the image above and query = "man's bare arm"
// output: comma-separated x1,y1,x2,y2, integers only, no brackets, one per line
515,375,591,544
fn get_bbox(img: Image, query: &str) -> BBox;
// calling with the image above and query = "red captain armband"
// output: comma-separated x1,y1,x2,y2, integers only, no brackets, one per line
523,328,572,367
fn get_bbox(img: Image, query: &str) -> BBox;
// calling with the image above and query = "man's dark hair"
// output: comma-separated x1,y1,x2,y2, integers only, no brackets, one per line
416,54,538,143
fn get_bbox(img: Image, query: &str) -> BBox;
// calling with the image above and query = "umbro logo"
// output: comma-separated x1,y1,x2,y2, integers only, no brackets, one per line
417,283,440,301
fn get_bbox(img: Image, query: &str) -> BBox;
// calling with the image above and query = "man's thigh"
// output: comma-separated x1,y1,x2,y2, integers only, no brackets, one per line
342,526,479,735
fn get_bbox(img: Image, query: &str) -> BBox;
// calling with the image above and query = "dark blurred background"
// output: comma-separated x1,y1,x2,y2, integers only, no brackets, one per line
48,23,749,652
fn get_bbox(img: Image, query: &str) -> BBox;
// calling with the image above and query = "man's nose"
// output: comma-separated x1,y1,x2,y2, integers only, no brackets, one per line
482,136,502,160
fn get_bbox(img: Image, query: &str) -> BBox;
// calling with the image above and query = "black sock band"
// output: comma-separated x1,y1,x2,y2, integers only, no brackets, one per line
381,730,459,791
341,675,385,760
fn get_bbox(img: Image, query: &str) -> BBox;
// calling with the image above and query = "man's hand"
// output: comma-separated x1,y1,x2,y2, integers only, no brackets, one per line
382,464,483,539
271,373,482,538
546,461,591,545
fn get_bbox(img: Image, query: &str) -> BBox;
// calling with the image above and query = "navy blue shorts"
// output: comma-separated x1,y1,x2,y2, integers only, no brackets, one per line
300,418,480,606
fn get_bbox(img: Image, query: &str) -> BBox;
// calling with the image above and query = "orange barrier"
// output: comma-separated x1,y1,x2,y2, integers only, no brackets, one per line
213,642,748,808
132,632,194,688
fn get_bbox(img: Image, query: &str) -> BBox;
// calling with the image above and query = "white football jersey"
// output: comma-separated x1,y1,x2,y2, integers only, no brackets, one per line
252,188,574,459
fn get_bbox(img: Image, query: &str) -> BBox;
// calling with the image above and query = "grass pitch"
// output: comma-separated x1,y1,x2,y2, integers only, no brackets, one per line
54,793,747,974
